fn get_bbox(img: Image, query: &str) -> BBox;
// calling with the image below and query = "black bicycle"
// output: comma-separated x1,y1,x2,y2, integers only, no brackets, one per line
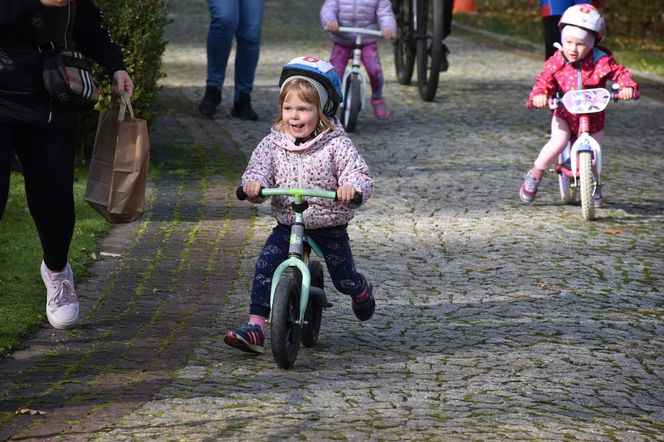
392,0,452,101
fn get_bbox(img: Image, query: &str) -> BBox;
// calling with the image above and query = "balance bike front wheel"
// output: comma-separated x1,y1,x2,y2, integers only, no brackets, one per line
343,74,362,132
271,276,302,369
578,151,596,221
301,261,324,348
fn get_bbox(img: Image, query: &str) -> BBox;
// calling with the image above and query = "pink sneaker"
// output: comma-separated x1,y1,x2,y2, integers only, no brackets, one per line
371,98,389,119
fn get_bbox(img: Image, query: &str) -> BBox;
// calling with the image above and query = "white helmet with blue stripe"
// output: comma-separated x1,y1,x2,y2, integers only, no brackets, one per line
279,56,343,117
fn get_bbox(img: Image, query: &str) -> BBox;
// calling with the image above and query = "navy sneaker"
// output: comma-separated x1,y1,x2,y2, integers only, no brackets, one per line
351,281,375,321
224,323,265,354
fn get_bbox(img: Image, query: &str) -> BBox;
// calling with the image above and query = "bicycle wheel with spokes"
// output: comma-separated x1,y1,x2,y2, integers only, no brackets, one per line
416,0,443,101
342,74,362,132
301,261,324,348
393,0,415,85
578,151,596,221
271,275,302,369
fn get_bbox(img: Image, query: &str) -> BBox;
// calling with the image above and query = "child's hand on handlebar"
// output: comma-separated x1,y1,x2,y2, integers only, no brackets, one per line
243,181,262,198
326,21,339,33
531,94,549,108
382,28,394,40
337,185,357,204
617,87,635,101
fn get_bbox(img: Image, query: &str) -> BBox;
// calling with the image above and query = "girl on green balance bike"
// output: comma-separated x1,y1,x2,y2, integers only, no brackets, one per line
224,56,375,361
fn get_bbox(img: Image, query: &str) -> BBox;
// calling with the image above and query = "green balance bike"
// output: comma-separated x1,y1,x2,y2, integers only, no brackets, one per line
237,186,363,369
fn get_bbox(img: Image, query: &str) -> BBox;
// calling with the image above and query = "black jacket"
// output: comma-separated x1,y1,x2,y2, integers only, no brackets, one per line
0,0,126,126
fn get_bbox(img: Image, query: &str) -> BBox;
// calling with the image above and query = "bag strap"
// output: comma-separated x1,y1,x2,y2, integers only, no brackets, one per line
118,92,136,122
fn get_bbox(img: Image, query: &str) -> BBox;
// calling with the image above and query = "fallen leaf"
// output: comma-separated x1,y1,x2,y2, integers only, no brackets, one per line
16,407,46,416
603,229,623,235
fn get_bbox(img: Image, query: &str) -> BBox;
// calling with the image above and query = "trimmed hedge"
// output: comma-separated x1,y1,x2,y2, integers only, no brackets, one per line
78,0,169,164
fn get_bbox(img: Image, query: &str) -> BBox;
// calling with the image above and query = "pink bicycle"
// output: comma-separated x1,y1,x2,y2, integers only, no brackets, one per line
548,87,622,221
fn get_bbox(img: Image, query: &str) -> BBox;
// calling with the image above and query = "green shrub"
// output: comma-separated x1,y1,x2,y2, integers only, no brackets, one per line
78,0,169,164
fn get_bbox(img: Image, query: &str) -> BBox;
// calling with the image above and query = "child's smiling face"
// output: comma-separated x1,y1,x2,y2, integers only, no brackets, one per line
562,35,591,63
282,91,319,141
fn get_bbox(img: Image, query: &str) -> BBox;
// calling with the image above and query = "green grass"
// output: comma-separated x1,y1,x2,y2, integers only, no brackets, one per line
0,169,111,358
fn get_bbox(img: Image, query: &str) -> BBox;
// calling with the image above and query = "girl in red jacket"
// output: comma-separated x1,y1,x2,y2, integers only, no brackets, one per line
519,4,638,207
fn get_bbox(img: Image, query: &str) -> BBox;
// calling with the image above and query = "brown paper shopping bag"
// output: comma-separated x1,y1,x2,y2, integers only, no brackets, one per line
85,93,150,223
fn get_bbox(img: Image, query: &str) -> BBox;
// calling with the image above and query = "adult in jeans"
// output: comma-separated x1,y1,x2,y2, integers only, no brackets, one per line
539,0,603,59
0,0,134,329
198,0,265,120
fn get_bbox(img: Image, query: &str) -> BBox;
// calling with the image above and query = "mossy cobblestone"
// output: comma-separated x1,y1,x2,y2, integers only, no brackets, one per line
1,0,663,440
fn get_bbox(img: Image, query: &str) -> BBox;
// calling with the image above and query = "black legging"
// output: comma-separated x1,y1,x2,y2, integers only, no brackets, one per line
0,124,78,271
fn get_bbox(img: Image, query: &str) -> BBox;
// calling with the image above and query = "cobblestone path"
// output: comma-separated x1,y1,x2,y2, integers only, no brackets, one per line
1,0,663,440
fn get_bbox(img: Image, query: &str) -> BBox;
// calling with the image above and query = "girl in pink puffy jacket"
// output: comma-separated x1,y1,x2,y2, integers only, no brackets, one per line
321,0,396,119
520,4,638,207
224,57,375,355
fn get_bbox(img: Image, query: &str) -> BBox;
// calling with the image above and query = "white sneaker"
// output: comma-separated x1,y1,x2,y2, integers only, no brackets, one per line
40,261,79,329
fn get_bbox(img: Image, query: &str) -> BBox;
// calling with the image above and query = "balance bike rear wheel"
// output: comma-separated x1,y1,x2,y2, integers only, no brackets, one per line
301,261,324,348
557,156,577,205
578,151,596,220
271,275,302,369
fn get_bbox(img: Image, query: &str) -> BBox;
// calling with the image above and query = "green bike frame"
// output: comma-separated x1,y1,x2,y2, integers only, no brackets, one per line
262,188,336,324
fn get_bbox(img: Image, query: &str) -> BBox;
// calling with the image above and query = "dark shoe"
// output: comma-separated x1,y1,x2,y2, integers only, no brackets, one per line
231,94,258,121
199,86,221,118
351,281,375,321
224,323,265,354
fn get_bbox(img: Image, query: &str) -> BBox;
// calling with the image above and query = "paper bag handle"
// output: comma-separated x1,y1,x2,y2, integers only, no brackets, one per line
117,91,135,121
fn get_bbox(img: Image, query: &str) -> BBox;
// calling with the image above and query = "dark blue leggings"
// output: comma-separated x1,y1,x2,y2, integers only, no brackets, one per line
249,223,366,318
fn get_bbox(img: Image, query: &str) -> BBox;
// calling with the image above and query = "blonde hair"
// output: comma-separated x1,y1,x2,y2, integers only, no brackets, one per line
274,78,335,137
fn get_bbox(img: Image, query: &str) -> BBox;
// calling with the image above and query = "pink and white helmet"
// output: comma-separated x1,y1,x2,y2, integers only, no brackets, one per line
559,4,605,41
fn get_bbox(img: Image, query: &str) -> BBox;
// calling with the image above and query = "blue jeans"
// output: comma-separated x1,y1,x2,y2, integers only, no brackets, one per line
205,0,265,101
249,224,367,318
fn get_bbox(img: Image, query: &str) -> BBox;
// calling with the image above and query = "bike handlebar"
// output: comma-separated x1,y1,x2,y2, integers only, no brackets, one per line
334,26,384,37
545,92,622,110
236,186,363,206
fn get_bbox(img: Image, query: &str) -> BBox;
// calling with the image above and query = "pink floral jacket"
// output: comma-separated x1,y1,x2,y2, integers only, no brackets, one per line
241,120,373,229
528,48,639,133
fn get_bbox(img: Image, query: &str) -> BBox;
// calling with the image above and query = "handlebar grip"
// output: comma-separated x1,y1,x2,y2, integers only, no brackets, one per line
333,191,363,206
352,191,363,207
334,192,363,207
236,186,248,200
